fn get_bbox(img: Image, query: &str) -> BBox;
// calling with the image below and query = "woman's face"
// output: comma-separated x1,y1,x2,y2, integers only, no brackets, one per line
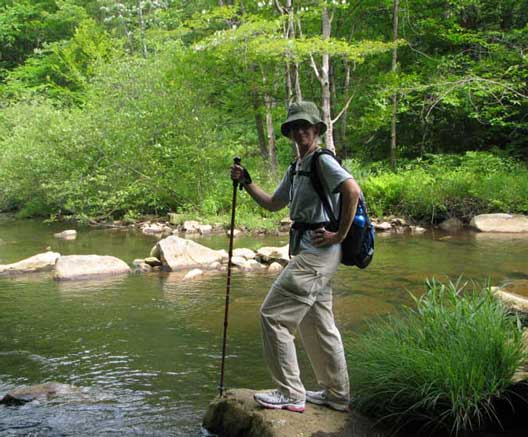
289,120,319,148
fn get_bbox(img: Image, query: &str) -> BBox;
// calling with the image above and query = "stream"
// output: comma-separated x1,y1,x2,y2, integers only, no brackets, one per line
1,216,527,435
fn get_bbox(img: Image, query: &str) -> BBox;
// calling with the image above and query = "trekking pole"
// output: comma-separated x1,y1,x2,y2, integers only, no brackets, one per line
219,156,241,397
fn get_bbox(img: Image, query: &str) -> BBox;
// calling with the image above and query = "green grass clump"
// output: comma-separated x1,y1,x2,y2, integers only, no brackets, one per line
347,278,526,435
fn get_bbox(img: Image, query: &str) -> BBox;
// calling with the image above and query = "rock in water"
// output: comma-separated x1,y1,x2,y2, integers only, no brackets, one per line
182,220,201,233
256,246,290,265
183,269,204,280
470,214,528,233
54,255,131,280
198,224,213,235
0,382,77,406
0,251,60,276
155,236,224,271
374,222,392,232
268,262,283,273
54,230,77,240
493,282,528,316
144,257,162,267
439,217,464,232
233,248,257,260
203,389,357,437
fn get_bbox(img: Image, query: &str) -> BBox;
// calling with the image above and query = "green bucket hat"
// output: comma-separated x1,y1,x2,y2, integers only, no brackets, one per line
280,101,327,137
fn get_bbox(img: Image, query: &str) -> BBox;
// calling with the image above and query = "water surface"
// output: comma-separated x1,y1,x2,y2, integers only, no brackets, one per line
1,216,527,435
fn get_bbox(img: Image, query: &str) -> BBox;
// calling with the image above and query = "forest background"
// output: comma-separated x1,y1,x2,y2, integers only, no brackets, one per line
0,0,527,228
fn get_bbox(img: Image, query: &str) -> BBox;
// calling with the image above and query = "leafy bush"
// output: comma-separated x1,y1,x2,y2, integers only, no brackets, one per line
347,278,526,435
358,152,528,221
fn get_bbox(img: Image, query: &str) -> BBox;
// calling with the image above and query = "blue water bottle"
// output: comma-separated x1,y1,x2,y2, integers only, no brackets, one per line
354,203,366,228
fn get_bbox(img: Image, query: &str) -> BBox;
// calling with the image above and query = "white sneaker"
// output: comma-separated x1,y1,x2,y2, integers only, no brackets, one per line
254,390,305,413
305,390,349,412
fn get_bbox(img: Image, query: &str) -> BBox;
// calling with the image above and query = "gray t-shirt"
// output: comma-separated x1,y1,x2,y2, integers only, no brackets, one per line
273,148,353,253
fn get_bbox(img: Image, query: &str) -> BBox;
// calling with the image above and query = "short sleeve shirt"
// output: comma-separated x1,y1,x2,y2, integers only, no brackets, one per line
273,148,353,253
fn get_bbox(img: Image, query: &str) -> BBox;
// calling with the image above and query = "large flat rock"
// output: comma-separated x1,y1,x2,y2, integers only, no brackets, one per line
203,389,390,437
470,214,528,233
0,251,60,276
54,255,131,281
155,235,224,271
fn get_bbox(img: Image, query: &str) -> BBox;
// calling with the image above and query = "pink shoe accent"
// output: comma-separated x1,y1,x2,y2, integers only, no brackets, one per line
283,404,305,413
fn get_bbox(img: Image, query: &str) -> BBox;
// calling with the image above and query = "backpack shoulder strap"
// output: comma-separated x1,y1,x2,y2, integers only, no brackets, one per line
310,148,339,226
288,159,297,186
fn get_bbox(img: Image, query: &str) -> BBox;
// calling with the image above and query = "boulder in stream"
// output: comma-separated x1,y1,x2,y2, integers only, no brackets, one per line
0,251,60,276
256,246,289,266
268,262,284,273
233,248,256,260
155,236,224,271
144,257,162,267
54,255,131,281
183,268,204,280
0,382,78,406
493,281,528,318
374,221,392,232
470,213,528,233
182,220,201,233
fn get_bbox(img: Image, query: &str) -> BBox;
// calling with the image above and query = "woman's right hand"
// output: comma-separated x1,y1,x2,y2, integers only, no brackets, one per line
230,164,252,185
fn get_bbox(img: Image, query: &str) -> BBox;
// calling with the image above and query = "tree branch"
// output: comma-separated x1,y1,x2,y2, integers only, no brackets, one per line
273,0,285,14
332,92,355,124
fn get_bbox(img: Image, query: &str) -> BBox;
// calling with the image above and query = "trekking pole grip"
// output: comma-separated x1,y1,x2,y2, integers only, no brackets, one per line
233,156,242,189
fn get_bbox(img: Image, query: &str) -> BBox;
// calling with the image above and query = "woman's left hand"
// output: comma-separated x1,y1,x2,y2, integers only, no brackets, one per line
312,228,341,247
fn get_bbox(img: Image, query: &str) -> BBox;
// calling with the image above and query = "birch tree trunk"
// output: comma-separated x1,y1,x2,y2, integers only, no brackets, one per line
330,61,338,145
340,60,351,146
390,0,400,168
321,5,335,153
137,0,148,59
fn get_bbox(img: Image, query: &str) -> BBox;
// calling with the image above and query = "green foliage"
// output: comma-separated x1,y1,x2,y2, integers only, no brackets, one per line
347,278,526,435
359,152,528,220
0,44,256,219
0,0,526,221
2,19,117,102
0,0,88,78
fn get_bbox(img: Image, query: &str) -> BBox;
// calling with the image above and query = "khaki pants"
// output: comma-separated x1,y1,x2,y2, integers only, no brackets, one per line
259,247,350,402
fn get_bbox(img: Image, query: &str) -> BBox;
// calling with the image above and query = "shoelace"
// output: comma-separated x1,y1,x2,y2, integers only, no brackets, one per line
273,390,288,402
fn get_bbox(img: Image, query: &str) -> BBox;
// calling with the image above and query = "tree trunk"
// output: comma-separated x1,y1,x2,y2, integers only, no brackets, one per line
250,66,268,160
282,0,302,104
340,60,351,148
390,0,399,168
330,60,339,147
321,5,335,153
285,62,293,104
264,92,278,174
137,0,148,58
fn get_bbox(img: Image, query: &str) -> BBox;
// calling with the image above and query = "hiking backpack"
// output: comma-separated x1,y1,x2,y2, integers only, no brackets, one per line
290,148,375,268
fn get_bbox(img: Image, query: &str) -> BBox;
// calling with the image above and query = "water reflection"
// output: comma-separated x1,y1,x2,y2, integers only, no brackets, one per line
55,275,129,295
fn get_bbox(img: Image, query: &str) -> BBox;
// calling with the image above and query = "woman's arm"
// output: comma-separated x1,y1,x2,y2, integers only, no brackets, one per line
231,164,288,212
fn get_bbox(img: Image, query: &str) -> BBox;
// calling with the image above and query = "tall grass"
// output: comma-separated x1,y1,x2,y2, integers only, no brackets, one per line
347,278,526,435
